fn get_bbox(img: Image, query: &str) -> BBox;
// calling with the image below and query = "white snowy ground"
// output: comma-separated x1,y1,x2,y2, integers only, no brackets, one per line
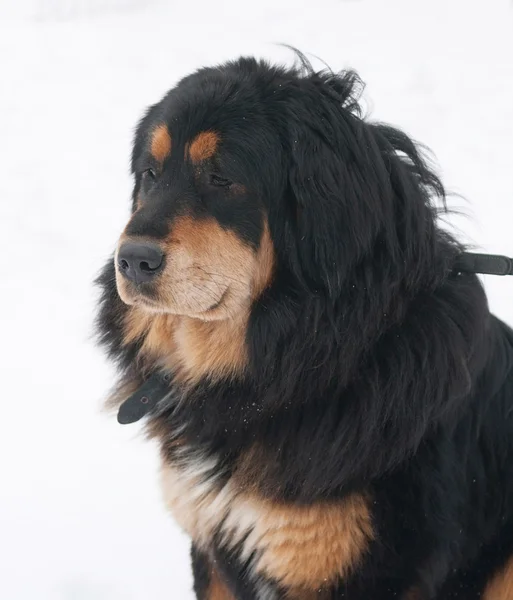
0,0,512,598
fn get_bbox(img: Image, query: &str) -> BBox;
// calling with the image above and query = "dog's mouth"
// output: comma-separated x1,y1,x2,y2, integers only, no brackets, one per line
117,275,231,318
140,287,229,315
204,287,230,312
133,293,166,312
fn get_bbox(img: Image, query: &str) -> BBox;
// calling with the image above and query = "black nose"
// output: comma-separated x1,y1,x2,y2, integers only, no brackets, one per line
117,242,164,283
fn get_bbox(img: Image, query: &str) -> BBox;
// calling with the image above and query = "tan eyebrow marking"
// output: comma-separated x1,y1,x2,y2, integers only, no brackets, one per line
188,131,219,164
150,124,172,162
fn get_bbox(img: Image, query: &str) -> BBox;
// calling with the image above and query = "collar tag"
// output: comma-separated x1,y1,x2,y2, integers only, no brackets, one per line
117,374,171,425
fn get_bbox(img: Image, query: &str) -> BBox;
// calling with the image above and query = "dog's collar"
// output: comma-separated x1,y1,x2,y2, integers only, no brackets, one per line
454,252,513,277
117,373,173,425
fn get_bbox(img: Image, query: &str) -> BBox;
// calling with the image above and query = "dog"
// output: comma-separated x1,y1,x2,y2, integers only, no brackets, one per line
96,53,513,599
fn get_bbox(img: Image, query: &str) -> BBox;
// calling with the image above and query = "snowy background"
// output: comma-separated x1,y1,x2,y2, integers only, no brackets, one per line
1,0,512,598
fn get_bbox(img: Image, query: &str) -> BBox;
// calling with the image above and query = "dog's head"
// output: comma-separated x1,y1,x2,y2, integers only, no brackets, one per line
114,55,445,324
115,64,278,321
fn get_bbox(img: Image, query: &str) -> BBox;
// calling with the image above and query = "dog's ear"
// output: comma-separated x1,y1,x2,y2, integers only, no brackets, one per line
285,83,387,296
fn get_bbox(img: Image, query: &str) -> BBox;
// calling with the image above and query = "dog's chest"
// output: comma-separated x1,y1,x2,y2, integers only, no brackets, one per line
160,449,374,591
160,450,233,547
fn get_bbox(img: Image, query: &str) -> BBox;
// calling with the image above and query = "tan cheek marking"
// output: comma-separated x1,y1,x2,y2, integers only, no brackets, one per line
150,124,171,162
483,555,513,600
154,224,272,388
172,220,274,382
119,217,274,385
188,131,219,163
162,215,255,381
167,215,256,275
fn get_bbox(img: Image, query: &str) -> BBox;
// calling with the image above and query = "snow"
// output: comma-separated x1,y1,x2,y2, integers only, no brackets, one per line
0,0,512,598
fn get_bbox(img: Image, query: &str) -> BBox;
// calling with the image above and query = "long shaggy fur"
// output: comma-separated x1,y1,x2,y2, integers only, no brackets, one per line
96,53,513,599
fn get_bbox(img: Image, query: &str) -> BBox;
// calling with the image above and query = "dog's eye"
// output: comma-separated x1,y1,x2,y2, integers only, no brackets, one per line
209,174,232,187
142,168,156,181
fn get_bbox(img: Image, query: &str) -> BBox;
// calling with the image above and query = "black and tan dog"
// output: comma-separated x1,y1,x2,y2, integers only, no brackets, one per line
96,54,513,599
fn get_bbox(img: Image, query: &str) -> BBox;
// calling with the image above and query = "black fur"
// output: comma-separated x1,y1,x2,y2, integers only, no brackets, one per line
96,54,513,598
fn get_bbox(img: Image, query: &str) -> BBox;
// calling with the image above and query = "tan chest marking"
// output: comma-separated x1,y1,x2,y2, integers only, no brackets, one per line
160,458,374,591
483,554,513,600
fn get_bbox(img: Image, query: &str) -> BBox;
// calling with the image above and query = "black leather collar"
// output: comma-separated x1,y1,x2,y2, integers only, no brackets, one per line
117,373,173,425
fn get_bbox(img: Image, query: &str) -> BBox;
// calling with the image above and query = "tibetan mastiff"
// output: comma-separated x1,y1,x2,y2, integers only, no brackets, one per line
96,54,513,599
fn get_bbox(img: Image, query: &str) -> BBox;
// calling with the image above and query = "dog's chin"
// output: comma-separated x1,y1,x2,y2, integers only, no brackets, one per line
129,296,170,314
116,281,236,321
